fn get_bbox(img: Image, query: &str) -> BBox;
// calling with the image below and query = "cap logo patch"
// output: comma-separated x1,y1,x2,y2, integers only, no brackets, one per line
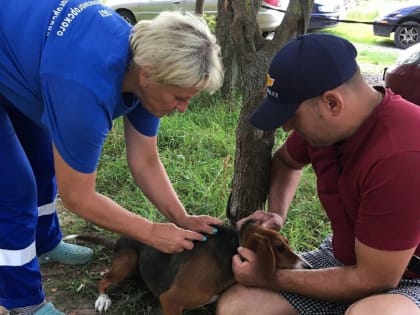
266,73,278,98
266,73,274,87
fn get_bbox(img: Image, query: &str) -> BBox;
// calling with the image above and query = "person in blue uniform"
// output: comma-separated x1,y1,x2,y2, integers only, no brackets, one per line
0,1,224,313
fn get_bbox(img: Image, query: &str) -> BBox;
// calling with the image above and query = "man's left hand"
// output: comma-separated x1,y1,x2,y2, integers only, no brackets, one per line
232,246,271,288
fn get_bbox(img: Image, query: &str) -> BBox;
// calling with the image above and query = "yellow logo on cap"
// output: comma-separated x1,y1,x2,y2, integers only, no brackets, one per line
266,73,274,87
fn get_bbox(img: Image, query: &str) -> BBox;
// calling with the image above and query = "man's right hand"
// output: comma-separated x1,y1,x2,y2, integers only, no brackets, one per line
236,210,284,232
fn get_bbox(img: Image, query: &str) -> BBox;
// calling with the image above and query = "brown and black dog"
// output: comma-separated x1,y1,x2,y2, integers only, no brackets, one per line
68,220,310,315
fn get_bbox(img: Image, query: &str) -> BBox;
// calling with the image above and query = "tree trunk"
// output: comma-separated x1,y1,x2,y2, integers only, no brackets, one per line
215,0,235,96
219,0,314,224
195,0,205,14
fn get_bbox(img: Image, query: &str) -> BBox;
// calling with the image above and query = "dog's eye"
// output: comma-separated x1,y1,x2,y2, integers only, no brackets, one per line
276,244,285,252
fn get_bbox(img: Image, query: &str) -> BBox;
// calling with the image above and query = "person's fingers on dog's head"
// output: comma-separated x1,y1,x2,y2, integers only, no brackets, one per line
232,253,245,265
261,215,284,231
184,230,207,242
236,210,265,229
204,215,224,226
236,218,246,230
182,239,194,251
198,215,224,235
180,215,223,235
237,246,256,262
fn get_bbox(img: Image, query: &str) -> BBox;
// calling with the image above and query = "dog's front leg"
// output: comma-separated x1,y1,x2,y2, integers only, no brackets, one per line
159,294,184,315
95,293,112,313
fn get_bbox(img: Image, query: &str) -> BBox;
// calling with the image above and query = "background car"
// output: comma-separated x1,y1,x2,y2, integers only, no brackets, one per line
104,0,288,35
308,0,341,30
383,42,420,104
373,5,420,49
104,0,341,34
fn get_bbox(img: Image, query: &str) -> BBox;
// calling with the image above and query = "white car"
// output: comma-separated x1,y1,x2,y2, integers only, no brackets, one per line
104,0,288,34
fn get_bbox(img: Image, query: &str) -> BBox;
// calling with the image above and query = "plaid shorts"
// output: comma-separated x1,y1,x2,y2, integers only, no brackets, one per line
280,236,420,315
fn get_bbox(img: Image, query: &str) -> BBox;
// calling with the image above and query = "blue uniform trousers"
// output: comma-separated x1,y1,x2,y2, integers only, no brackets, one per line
0,98,62,309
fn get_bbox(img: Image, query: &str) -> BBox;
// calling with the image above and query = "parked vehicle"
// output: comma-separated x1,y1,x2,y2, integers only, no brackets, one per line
383,43,420,104
373,5,420,49
308,0,341,30
104,0,341,34
104,0,288,34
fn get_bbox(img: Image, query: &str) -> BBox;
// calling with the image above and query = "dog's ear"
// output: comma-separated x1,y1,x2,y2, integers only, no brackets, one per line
246,234,276,283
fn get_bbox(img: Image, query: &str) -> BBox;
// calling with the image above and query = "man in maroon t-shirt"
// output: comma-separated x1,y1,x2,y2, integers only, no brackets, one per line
217,34,420,315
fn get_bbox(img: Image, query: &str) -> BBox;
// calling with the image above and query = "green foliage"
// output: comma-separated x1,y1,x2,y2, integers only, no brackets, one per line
203,13,216,32
345,0,381,21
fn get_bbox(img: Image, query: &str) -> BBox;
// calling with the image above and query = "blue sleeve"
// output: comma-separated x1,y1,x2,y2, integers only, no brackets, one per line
41,75,111,173
126,103,160,137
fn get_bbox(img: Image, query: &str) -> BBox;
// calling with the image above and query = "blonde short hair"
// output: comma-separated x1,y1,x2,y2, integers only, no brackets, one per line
130,11,223,94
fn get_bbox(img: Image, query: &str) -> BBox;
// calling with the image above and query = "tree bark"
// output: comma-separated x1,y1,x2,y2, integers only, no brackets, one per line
195,0,205,14
219,0,314,224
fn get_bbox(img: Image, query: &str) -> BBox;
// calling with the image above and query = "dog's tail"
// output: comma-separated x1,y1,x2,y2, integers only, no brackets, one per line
63,234,116,250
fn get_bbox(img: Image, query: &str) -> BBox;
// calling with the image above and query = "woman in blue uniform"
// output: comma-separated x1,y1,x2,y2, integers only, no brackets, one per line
0,1,224,313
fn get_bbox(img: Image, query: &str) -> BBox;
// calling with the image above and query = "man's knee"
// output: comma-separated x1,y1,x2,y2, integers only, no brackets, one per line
345,294,420,315
217,285,246,315
217,284,298,315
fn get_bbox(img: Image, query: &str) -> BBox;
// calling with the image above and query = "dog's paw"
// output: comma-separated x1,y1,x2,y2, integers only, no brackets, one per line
95,294,112,313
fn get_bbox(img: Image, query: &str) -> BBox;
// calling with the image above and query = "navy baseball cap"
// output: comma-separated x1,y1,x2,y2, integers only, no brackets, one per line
250,33,358,130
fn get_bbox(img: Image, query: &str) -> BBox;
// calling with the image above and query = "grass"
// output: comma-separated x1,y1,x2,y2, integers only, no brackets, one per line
96,94,239,222
43,2,410,313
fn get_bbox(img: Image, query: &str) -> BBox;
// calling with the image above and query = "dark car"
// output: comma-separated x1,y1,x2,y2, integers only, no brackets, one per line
384,43,420,104
308,0,341,30
373,5,420,49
